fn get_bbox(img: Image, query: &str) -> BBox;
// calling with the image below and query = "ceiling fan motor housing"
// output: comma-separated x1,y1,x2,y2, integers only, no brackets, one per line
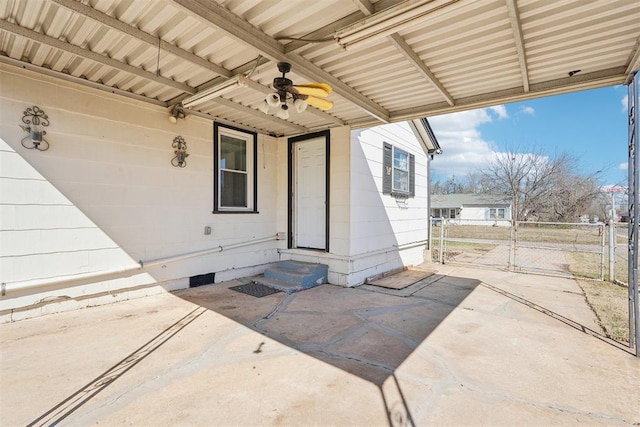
273,77,293,91
277,62,292,74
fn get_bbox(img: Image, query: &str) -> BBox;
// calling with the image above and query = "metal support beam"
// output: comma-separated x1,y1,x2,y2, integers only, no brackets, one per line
627,72,640,356
0,55,167,106
388,33,455,106
171,0,390,123
0,19,195,94
624,35,640,84
505,0,530,92
50,0,232,78
352,0,455,107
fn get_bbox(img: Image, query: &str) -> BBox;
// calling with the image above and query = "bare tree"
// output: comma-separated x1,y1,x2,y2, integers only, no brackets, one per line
431,173,489,194
463,171,491,194
480,147,601,222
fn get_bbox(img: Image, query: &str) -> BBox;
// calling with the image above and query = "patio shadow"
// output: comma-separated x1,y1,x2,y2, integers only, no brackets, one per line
175,274,481,386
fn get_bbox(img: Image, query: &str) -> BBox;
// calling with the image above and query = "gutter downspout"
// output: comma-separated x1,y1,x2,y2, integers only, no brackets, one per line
2,234,279,296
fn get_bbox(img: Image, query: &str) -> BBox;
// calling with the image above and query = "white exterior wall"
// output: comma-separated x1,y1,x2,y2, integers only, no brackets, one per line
457,205,512,226
1,65,434,319
0,65,279,320
347,123,428,285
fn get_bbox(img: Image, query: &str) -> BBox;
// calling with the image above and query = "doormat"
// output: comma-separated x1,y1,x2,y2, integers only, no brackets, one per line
367,269,435,290
229,281,282,298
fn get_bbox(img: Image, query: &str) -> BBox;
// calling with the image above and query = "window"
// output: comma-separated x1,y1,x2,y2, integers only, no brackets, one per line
382,142,415,197
433,208,459,218
489,208,505,219
213,123,257,213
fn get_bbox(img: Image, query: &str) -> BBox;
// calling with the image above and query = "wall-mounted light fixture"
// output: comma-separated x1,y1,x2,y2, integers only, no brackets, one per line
171,136,188,168
168,103,187,124
19,106,50,151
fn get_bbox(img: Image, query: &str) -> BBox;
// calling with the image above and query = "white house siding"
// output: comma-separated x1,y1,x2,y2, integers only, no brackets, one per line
457,205,512,226
348,123,428,285
0,65,279,321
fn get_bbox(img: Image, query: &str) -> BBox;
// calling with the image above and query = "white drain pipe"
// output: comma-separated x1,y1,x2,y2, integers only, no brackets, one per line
1,234,279,296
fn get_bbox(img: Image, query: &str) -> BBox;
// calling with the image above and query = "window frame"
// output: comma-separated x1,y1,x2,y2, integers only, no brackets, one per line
213,123,258,214
392,147,410,193
382,142,415,198
489,208,505,219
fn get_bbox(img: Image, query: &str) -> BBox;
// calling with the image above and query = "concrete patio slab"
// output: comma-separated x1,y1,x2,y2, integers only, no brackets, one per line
1,265,638,426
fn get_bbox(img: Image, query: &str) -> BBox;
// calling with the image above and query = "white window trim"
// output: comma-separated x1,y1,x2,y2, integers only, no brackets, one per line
214,124,257,213
392,146,410,193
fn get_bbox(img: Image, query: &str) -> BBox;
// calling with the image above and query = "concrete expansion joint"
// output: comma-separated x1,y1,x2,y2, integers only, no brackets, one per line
314,349,395,373
459,380,634,425
253,293,294,330
528,399,634,424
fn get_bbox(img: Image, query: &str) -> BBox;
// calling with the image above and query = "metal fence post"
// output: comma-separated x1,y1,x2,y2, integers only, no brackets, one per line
600,225,605,281
439,219,445,264
513,220,519,272
428,216,433,262
609,220,616,282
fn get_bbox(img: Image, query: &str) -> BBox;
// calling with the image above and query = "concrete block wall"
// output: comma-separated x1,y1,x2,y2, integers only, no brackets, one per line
0,65,279,319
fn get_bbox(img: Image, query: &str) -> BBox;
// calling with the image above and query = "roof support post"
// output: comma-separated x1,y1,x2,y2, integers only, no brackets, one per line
627,72,640,357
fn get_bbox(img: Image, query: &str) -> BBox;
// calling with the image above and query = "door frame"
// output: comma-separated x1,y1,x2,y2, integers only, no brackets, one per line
288,130,330,251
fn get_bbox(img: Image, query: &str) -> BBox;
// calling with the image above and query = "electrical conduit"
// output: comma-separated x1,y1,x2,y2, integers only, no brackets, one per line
1,234,279,296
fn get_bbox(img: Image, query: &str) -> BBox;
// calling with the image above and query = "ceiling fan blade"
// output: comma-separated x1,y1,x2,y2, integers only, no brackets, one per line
297,83,332,94
294,83,332,98
306,96,334,111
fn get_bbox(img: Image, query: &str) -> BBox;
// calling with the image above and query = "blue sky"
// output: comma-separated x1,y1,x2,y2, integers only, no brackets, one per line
428,85,630,187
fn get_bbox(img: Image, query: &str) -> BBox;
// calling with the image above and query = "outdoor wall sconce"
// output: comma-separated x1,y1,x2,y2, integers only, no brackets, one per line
168,103,187,124
19,106,50,151
171,136,188,168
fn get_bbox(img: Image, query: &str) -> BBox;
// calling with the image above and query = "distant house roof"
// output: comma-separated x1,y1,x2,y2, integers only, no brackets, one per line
409,118,442,156
431,193,511,209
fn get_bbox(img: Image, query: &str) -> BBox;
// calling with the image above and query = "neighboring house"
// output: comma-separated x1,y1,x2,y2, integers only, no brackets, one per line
0,66,440,320
430,194,512,226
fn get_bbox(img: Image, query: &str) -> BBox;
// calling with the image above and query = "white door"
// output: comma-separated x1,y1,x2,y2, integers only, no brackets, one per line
294,137,326,249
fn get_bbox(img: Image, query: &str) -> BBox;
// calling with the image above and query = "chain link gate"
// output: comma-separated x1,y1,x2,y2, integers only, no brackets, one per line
431,218,512,270
432,219,607,281
513,221,605,280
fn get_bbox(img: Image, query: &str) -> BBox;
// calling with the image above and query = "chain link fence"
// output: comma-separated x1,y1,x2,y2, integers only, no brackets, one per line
430,219,625,281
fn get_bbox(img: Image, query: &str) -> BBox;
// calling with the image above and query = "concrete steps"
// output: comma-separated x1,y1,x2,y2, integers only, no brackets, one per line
260,261,328,294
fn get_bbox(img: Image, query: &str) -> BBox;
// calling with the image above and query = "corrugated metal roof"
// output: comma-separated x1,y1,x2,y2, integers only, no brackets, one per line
1,0,638,136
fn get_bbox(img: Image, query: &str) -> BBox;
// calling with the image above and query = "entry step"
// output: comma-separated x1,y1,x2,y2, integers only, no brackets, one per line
261,261,328,293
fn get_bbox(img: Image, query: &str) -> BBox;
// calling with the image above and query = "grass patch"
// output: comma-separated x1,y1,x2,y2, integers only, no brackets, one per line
575,279,629,343
431,240,496,262
434,224,603,245
565,251,603,280
566,251,629,343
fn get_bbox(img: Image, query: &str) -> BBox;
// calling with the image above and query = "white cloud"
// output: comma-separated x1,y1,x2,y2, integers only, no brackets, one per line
428,108,499,178
619,162,628,170
489,105,508,119
621,95,628,112
520,106,535,115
